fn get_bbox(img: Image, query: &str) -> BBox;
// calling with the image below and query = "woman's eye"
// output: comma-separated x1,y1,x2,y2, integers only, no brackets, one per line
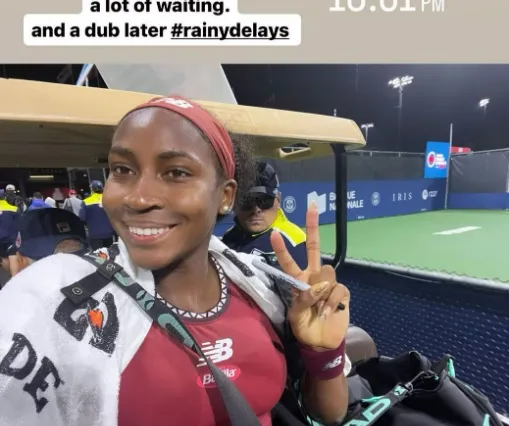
168,169,190,178
112,166,133,175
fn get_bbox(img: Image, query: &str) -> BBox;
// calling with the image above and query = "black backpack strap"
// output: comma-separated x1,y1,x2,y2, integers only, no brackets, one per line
62,251,262,426
431,353,454,376
341,380,415,426
450,377,504,426
61,270,111,305
60,246,122,305
60,249,121,305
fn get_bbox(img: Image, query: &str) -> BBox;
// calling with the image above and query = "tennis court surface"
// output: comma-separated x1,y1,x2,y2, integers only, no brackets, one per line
318,210,509,283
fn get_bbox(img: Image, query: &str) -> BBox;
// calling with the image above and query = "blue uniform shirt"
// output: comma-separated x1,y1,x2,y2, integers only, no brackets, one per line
0,199,19,247
222,209,308,270
80,193,115,239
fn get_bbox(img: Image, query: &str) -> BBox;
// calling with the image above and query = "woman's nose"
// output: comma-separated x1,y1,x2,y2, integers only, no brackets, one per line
123,176,164,211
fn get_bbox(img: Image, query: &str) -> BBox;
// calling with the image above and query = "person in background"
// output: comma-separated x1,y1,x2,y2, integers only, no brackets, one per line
222,161,307,269
45,196,57,208
28,192,51,210
0,190,19,279
6,208,88,277
5,184,25,212
80,180,116,249
63,189,85,216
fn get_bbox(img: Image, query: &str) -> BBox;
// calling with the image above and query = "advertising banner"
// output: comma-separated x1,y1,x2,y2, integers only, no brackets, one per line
424,141,450,179
213,178,446,235
447,193,509,210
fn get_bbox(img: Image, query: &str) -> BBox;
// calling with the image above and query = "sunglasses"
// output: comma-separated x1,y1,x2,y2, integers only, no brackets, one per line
239,195,275,211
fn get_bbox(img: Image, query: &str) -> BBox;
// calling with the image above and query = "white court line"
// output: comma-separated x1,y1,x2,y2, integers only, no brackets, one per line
433,226,481,235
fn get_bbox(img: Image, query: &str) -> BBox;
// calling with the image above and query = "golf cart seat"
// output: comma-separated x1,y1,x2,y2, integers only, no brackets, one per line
346,325,378,366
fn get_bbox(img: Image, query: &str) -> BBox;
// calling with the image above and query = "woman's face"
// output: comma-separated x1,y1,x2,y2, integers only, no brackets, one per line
103,108,236,270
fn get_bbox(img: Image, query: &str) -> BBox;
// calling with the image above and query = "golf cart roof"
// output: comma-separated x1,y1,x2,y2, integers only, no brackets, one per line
0,78,366,168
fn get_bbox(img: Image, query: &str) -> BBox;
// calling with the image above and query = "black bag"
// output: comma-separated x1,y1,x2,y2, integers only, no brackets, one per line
64,249,504,426
341,351,503,426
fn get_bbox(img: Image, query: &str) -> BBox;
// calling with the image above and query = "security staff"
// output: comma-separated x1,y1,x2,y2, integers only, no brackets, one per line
0,190,19,276
5,184,25,212
222,162,307,269
80,180,116,250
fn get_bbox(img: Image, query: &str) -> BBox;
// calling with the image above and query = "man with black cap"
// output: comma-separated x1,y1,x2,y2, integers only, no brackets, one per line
6,208,88,277
222,161,307,269
80,180,116,250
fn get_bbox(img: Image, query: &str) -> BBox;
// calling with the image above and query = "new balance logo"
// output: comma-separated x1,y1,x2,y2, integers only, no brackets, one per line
323,355,342,371
152,97,193,109
197,338,233,367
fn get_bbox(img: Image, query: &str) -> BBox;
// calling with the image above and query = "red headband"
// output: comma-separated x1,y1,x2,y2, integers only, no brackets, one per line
125,95,235,179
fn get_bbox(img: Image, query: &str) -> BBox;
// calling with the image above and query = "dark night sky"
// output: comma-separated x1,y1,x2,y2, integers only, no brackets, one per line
3,63,509,153
224,64,509,152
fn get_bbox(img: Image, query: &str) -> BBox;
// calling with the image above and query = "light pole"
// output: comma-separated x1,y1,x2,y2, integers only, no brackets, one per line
479,98,489,118
388,75,413,141
360,123,374,143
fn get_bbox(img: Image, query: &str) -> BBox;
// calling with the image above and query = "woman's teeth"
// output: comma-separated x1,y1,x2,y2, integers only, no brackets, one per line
129,226,170,236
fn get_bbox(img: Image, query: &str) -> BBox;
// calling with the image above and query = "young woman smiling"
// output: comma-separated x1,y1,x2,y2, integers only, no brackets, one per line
0,95,351,426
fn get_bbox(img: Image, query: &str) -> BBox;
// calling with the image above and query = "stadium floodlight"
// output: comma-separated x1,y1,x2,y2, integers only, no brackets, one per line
479,98,490,117
388,75,414,89
388,75,414,140
360,123,374,142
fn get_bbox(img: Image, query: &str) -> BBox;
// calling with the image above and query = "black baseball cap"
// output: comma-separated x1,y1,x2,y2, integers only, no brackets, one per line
91,180,104,192
14,208,87,260
250,162,280,198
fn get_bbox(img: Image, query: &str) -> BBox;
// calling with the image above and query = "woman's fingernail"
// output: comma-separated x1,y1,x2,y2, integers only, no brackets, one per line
311,281,329,297
321,306,332,321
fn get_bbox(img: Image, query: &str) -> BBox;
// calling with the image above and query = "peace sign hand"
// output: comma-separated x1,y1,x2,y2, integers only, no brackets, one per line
270,203,350,350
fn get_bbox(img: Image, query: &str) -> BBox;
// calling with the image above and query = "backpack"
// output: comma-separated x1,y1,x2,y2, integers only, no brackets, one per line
261,253,505,426
341,352,504,426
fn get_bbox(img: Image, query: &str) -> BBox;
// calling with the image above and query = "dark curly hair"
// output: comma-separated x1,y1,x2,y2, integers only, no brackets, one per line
214,133,257,222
